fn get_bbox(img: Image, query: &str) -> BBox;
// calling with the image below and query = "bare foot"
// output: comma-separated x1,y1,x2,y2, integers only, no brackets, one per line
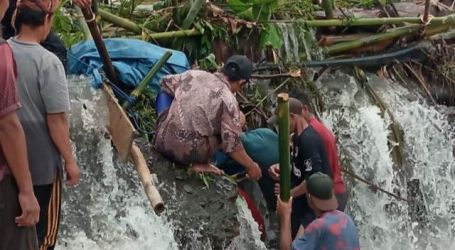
190,163,224,175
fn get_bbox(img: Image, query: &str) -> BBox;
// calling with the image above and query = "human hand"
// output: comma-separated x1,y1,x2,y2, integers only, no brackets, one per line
276,196,292,219
73,0,91,9
65,161,80,186
274,182,280,196
15,191,40,227
268,164,280,181
246,162,262,180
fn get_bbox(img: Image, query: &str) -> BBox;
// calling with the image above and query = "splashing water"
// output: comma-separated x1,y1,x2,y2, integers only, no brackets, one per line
56,76,177,250
319,73,455,249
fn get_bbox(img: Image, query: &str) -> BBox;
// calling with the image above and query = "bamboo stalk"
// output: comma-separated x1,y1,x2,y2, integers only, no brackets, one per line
423,0,431,24
321,0,334,19
181,0,205,29
277,93,291,202
75,7,92,39
130,144,165,214
80,6,119,84
326,26,419,55
123,51,173,109
98,8,142,33
268,14,455,27
141,29,200,41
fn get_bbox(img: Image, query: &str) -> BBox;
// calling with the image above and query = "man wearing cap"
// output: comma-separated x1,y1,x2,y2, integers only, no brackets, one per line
268,97,332,236
277,173,360,250
154,55,262,180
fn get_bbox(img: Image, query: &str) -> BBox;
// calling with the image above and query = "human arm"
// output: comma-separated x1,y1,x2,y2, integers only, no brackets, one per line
221,102,261,180
47,113,80,186
0,113,40,227
0,47,39,226
277,196,293,250
40,58,79,186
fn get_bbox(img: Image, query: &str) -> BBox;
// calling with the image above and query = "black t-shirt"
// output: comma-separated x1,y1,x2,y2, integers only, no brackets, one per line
291,126,332,187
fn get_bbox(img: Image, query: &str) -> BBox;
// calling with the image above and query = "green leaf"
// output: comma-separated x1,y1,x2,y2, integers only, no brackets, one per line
259,24,282,48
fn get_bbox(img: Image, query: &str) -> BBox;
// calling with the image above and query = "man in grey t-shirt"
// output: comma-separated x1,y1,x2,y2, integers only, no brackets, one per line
8,1,81,249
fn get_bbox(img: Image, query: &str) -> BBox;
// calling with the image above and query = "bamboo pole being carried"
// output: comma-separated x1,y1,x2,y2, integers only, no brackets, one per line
130,144,165,214
277,93,291,202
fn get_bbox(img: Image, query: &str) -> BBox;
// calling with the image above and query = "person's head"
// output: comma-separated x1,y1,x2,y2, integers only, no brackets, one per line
13,0,55,41
0,0,9,21
221,55,253,93
305,172,338,215
267,97,307,134
289,90,313,121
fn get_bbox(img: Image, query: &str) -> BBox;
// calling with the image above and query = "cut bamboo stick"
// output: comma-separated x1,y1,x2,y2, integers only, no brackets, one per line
277,93,291,202
122,51,173,108
130,144,165,214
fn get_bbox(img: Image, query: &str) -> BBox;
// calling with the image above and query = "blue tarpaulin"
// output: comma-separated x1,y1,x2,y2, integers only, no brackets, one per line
67,38,190,94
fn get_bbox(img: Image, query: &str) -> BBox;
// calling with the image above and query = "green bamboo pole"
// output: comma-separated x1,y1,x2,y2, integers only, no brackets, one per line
326,19,455,55
122,51,173,109
141,29,200,40
98,8,142,33
277,93,291,202
268,14,455,27
76,7,92,39
326,26,419,55
321,0,334,19
181,0,205,29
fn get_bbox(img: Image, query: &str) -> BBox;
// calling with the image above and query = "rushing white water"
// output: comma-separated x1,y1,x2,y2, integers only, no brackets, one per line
319,73,455,250
56,76,178,250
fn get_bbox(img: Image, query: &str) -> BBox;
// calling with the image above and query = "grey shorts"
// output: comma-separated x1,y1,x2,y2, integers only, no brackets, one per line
0,175,38,250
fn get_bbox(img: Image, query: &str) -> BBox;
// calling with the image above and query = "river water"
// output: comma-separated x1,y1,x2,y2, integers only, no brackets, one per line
56,74,454,249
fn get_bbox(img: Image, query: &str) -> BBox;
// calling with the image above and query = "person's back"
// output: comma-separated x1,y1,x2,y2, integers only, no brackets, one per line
8,37,68,185
292,210,360,250
155,69,240,164
308,117,347,209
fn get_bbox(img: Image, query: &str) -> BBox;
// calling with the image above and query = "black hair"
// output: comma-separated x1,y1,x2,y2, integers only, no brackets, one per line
289,89,313,112
221,62,241,82
14,6,49,33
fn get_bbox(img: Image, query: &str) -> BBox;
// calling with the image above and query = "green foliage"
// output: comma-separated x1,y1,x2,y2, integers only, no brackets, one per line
227,0,279,21
259,23,282,48
52,0,85,47
198,54,219,72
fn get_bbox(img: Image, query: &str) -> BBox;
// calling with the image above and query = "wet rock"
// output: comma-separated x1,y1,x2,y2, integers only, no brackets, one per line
138,142,242,250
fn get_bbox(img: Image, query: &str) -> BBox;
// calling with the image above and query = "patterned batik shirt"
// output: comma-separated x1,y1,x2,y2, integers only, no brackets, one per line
292,210,360,250
154,70,243,164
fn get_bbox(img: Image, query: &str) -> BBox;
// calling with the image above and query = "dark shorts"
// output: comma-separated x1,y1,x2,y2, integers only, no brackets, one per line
34,175,62,250
0,175,38,250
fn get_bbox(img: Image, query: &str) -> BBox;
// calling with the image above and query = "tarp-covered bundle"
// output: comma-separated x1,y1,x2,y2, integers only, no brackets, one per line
67,38,190,94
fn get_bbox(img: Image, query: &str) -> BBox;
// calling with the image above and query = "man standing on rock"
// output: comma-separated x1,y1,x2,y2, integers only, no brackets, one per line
268,97,333,237
8,0,85,248
290,91,348,211
154,55,262,180
0,0,40,248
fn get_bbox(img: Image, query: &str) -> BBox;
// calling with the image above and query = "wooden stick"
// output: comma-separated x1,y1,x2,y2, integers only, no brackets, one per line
277,93,291,202
130,144,165,214
423,0,431,24
80,6,119,84
341,168,408,202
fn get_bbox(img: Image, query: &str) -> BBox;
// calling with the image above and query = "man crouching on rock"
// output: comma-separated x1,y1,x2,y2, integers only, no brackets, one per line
153,55,262,180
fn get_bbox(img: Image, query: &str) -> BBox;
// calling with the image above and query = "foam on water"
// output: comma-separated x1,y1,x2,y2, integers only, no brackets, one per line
56,76,177,250
321,76,455,250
